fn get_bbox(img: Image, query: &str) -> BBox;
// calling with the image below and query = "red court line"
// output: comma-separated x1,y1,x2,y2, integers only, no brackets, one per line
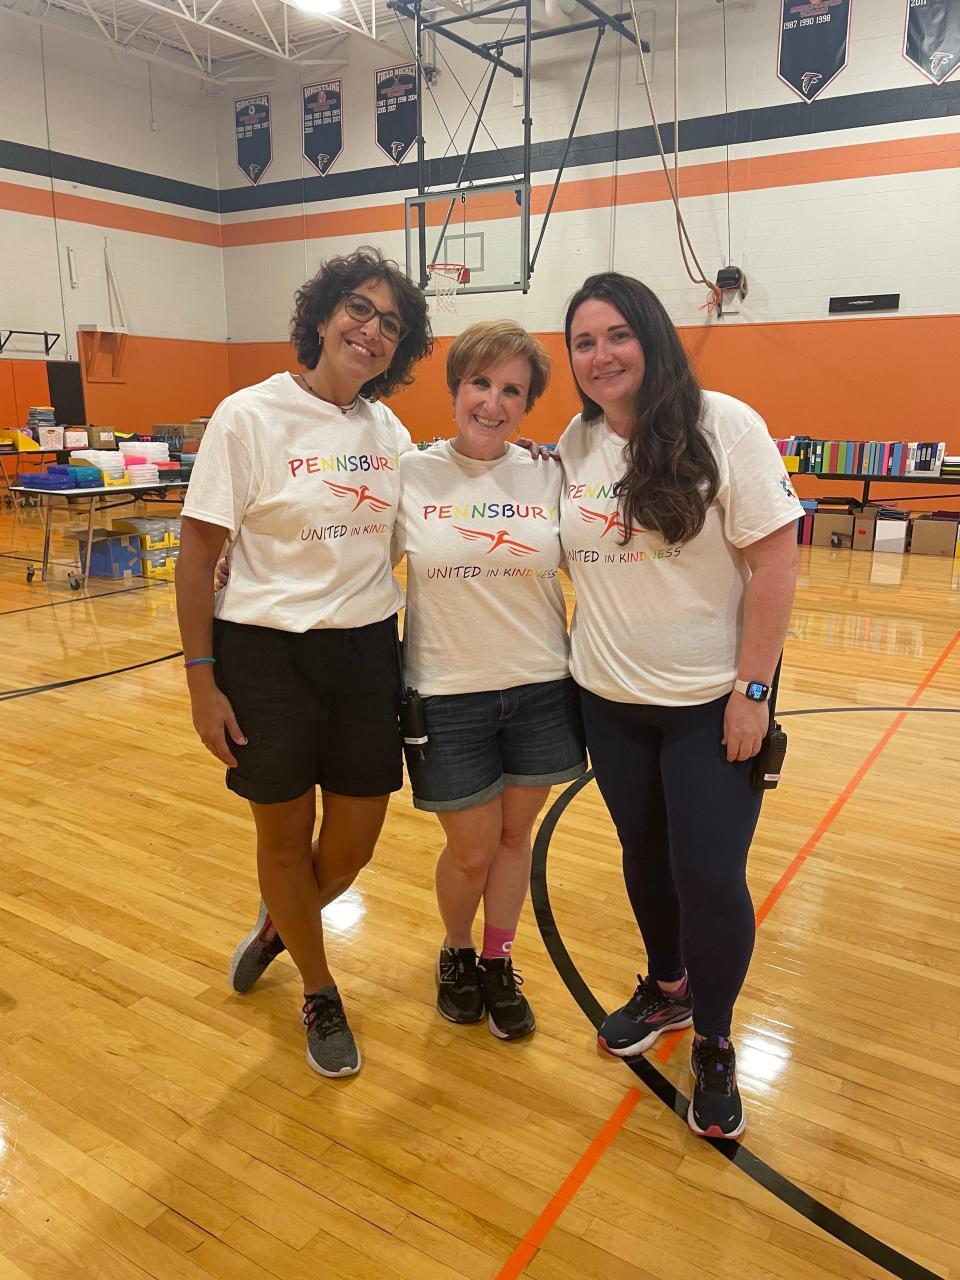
495,1088,642,1280
499,627,960,1277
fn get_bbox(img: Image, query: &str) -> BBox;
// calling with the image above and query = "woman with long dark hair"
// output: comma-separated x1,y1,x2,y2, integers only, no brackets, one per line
176,247,431,1080
559,272,802,1139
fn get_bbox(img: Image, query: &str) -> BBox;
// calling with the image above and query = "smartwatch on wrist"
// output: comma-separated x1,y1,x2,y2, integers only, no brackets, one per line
734,678,770,703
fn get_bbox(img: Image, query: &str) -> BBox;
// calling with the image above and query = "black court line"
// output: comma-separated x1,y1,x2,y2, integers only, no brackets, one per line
0,581,167,616
781,705,960,716
0,651,182,702
531,771,944,1280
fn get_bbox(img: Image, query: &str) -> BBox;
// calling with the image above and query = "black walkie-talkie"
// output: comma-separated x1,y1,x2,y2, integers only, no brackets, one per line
751,656,787,791
395,626,428,762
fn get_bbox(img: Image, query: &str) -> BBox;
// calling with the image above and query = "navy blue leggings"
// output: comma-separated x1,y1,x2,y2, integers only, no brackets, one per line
579,687,763,1038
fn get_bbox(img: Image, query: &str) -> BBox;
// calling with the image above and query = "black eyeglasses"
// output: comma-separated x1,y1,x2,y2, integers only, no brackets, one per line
341,292,407,343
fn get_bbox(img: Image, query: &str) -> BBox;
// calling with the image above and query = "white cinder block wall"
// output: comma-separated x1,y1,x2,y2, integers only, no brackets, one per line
0,8,226,357
216,0,960,340
2,0,958,357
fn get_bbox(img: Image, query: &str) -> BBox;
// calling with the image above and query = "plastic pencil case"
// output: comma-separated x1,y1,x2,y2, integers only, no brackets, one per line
19,474,74,488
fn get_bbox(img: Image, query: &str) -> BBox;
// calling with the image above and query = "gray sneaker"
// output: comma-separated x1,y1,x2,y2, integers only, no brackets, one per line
228,900,286,994
303,987,361,1077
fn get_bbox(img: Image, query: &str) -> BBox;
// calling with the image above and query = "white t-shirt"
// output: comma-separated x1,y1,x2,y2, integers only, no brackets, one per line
558,390,803,705
395,440,570,696
182,372,412,632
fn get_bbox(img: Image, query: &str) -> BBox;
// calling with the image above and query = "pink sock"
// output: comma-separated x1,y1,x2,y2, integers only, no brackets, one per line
658,973,688,999
481,924,516,961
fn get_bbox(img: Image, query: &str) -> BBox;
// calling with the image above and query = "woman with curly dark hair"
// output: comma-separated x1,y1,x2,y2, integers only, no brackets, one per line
559,272,802,1140
176,247,431,1079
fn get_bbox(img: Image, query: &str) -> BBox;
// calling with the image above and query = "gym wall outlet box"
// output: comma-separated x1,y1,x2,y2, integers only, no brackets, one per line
812,512,855,548
829,294,901,314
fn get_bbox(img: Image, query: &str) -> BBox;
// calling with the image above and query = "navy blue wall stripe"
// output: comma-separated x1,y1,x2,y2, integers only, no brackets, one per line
2,81,959,218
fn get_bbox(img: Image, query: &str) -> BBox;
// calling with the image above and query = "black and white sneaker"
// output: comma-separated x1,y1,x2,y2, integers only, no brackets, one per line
688,1035,746,1139
477,957,535,1040
436,946,485,1024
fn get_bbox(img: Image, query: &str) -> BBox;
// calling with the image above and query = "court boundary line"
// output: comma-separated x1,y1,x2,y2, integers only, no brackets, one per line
503,631,960,1280
0,581,167,616
0,651,182,701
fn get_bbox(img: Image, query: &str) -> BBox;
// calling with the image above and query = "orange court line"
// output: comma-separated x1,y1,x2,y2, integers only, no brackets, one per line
499,626,960,1277
495,1088,642,1280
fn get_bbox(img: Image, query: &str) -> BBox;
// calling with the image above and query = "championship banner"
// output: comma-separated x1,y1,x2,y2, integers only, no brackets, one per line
235,95,272,185
375,65,417,165
303,80,343,176
904,0,960,84
778,1,851,103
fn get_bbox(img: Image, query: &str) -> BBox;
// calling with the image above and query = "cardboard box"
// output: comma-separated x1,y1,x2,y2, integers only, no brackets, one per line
852,511,877,551
909,518,960,556
87,426,117,449
874,519,908,554
812,512,854,548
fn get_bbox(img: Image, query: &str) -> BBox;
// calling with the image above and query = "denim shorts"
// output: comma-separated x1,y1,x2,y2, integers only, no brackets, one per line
407,677,587,812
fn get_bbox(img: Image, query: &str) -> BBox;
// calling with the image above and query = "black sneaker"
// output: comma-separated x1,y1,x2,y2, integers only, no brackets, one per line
688,1035,745,1139
228,900,286,994
303,987,361,1078
477,957,535,1040
598,974,693,1057
436,946,485,1024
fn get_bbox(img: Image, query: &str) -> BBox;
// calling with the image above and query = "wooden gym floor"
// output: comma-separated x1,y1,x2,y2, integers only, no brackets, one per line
1,498,959,1280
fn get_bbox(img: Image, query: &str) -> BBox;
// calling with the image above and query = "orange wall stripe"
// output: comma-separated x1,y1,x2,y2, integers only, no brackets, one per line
495,1088,643,1280
498,627,960,1278
3,131,958,250
0,181,221,247
219,131,960,248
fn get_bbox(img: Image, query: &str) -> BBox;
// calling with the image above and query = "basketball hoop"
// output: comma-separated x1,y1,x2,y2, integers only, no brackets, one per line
427,263,470,313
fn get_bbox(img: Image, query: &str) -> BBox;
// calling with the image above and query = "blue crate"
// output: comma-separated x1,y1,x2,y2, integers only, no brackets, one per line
76,535,142,580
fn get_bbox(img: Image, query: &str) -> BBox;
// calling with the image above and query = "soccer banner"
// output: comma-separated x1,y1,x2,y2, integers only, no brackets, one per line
235,95,272,185
303,81,343,176
778,1,851,102
904,0,960,84
375,65,417,165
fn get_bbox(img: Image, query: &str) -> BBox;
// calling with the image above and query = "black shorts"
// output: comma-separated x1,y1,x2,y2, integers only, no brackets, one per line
212,616,403,804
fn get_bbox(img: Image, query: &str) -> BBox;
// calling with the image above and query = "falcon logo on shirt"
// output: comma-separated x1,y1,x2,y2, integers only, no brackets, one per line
453,527,538,557
324,480,392,512
579,507,645,539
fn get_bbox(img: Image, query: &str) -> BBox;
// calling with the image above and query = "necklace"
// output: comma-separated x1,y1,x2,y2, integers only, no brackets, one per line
295,373,360,415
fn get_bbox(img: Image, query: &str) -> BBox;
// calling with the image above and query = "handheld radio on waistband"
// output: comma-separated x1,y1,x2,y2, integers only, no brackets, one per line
751,656,787,792
395,625,428,761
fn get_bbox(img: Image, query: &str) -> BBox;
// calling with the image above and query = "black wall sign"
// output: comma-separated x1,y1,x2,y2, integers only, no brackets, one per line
303,81,343,176
235,95,272,185
778,1,852,102
375,65,417,165
904,0,960,84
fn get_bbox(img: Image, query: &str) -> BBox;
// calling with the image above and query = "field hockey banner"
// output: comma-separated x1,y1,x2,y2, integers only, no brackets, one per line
778,1,851,102
235,95,272,185
904,0,960,84
375,65,417,165
303,81,343,176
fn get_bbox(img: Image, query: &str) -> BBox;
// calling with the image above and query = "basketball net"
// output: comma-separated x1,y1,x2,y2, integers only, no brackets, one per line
427,264,466,314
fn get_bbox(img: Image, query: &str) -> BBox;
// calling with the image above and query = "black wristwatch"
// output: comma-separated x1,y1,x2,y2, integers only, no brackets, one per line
733,678,770,703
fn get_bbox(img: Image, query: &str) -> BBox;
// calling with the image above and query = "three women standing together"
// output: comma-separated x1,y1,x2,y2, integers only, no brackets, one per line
177,247,801,1140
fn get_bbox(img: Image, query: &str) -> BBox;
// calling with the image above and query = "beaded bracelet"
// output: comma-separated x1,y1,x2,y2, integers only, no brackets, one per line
184,657,216,668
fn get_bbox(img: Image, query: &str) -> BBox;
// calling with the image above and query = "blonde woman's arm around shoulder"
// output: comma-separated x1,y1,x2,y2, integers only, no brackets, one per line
723,521,799,764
